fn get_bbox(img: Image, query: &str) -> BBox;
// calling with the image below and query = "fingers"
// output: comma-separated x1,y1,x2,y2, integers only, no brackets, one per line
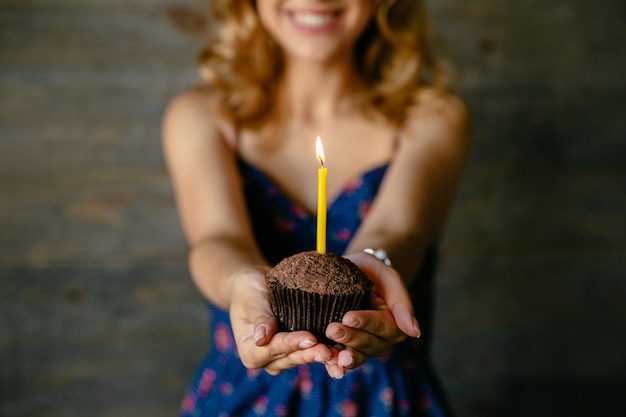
344,310,403,340
239,330,333,374
321,346,349,379
232,252,422,377
263,337,332,376
229,270,276,346
346,252,421,338
337,348,358,369
252,317,277,347
342,310,407,345
322,313,402,379
322,346,366,379
229,272,332,373
325,312,403,358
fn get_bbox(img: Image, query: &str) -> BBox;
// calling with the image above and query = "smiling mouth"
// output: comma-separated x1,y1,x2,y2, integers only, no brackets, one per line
289,10,341,30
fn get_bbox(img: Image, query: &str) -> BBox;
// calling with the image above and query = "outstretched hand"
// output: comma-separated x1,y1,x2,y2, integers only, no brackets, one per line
322,252,421,378
228,253,419,379
228,269,334,375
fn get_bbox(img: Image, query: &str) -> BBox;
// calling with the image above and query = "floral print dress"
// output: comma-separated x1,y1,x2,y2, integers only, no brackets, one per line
180,159,453,417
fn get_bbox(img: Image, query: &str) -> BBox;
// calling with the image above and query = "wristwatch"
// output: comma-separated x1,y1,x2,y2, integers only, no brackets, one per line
363,248,392,266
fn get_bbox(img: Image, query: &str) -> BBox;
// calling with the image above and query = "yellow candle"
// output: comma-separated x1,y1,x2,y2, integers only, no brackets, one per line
316,136,327,254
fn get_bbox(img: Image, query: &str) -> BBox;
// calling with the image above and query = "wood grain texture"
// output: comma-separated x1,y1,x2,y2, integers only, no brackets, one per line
0,0,624,416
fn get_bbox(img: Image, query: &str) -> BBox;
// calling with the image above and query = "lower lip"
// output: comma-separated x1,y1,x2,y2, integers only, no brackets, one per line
287,11,342,34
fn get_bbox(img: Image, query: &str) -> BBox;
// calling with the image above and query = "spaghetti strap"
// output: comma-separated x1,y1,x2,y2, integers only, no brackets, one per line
232,127,242,156
390,132,402,159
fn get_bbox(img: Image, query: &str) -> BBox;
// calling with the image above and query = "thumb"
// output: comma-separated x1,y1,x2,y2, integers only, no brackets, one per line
252,305,279,346
230,268,278,347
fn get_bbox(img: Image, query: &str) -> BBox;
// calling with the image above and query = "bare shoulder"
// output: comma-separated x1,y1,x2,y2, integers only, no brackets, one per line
162,88,236,150
404,88,470,142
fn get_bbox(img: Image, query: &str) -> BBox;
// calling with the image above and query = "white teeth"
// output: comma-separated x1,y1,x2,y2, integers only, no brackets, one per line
292,13,335,28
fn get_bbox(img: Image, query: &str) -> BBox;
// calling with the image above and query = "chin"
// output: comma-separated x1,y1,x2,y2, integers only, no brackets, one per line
284,44,351,65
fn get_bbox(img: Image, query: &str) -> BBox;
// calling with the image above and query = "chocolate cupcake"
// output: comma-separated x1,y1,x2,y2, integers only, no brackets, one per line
265,251,373,343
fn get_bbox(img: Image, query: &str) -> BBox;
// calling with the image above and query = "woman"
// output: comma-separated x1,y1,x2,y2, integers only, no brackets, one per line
163,1,469,415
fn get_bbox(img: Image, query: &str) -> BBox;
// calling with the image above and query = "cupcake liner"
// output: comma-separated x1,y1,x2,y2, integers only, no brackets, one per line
265,251,373,344
267,282,369,343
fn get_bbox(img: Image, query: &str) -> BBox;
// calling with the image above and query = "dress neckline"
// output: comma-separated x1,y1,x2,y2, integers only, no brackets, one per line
237,158,389,218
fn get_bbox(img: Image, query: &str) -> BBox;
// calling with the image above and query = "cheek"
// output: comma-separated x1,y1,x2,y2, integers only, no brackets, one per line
255,1,277,27
353,0,376,15
255,2,285,43
255,3,270,28
348,2,375,33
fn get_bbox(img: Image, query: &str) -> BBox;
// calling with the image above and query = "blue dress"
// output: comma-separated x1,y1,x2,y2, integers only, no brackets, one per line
180,159,452,417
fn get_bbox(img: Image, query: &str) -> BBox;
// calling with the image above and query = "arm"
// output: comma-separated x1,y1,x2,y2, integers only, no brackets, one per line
348,91,470,281
325,92,470,376
162,90,333,374
162,91,261,309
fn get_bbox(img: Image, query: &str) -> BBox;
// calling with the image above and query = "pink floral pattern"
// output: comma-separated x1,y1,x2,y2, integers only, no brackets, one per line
214,323,233,353
337,399,359,417
253,395,269,415
180,160,449,417
197,369,216,397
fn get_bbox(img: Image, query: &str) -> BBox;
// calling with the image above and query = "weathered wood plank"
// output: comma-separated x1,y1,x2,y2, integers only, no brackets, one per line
0,1,625,416
0,263,207,417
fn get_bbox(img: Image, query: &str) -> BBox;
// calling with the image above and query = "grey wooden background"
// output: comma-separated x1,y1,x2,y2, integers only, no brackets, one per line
1,1,625,416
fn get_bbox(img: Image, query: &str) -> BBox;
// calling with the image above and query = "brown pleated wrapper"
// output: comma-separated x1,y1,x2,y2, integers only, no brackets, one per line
265,251,373,343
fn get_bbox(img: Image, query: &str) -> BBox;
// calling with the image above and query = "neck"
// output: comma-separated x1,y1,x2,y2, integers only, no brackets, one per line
278,59,366,124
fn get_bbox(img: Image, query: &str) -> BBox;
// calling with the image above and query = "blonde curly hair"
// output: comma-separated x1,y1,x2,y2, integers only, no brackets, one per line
197,0,447,128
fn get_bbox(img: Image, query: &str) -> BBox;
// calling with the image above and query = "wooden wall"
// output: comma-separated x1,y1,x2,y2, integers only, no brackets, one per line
1,0,625,416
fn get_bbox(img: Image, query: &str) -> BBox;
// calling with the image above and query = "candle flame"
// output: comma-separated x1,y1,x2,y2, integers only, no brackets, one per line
316,136,325,166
